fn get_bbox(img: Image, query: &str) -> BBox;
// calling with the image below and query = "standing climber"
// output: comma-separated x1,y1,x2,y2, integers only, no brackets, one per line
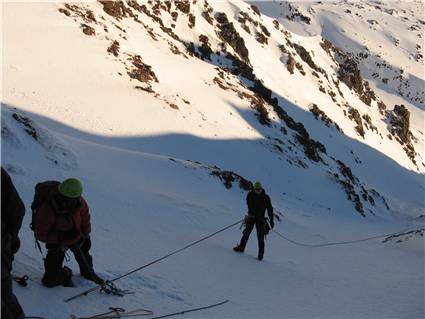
31,178,104,287
233,181,274,260
1,167,25,319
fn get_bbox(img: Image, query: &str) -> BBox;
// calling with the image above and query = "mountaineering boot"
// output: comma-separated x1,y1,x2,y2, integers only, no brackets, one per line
234,231,250,253
81,265,104,285
78,255,104,284
258,239,264,261
72,243,105,285
83,272,104,285
62,266,75,287
233,245,244,253
42,252,74,287
235,217,254,254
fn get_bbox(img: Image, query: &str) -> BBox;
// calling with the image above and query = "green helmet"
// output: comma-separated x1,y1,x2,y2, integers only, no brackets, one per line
253,181,262,189
58,178,83,198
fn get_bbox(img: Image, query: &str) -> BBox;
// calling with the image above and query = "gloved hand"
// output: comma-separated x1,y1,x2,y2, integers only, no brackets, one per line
270,220,275,229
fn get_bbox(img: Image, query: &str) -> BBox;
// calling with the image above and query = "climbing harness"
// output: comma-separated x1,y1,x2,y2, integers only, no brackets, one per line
64,219,243,302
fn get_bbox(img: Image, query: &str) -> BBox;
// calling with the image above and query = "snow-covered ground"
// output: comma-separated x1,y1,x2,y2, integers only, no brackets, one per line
2,1,424,318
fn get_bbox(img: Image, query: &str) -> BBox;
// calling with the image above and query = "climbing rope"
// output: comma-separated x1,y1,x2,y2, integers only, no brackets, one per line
65,219,243,302
72,307,153,319
149,300,229,319
272,227,408,247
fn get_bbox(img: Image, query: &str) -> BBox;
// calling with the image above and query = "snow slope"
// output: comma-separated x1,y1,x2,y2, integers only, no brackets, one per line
2,1,424,318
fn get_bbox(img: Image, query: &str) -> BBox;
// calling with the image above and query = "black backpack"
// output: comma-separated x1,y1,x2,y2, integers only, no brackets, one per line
30,181,60,231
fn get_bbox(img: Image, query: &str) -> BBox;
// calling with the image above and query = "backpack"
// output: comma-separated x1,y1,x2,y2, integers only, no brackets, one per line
30,181,60,231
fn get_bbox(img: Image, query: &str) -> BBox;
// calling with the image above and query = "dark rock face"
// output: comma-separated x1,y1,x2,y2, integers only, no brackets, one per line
330,158,389,216
286,55,295,74
202,1,214,24
382,229,425,243
250,5,261,16
348,108,365,137
362,114,377,133
255,24,270,44
99,1,127,19
286,5,311,24
310,104,342,131
252,100,271,126
215,12,250,63
107,40,120,57
60,4,97,23
216,49,326,163
225,53,255,81
333,160,365,216
271,104,326,162
377,100,387,114
188,13,196,28
202,11,213,25
320,39,333,56
175,0,190,14
293,43,324,74
186,42,200,58
388,104,417,165
337,56,376,106
198,35,213,60
322,38,377,106
222,51,326,162
336,160,356,184
390,104,410,143
81,24,96,36
256,32,268,45
58,8,71,16
128,55,159,83
294,128,326,162
295,62,305,76
12,113,39,141
338,58,363,95
211,169,252,191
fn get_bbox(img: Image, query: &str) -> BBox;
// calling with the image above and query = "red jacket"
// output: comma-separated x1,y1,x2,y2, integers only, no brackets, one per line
34,196,91,247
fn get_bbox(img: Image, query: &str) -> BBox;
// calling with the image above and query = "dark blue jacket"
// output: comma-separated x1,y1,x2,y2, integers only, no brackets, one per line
246,190,273,223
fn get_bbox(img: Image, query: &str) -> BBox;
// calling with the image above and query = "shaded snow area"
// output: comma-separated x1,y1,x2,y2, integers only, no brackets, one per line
2,1,424,318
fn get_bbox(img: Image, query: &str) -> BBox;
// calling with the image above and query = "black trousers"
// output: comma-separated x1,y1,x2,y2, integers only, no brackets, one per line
42,237,94,286
1,240,24,319
238,217,266,256
1,277,24,319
